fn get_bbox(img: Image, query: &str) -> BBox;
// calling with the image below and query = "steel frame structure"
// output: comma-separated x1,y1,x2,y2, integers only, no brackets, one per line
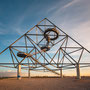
0,18,90,79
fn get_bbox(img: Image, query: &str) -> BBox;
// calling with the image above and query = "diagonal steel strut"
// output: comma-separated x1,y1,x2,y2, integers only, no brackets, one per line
29,55,60,75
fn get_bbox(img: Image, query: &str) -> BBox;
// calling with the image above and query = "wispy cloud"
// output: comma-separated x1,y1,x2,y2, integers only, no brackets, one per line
0,22,6,35
70,21,90,49
48,0,81,19
0,22,4,26
13,27,25,35
0,31,4,35
61,0,80,9
0,28,7,35
48,0,90,50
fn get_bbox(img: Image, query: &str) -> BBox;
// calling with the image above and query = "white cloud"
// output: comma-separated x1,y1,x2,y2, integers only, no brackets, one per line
48,0,90,50
46,6,57,14
67,21,90,50
0,29,7,35
49,0,81,19
61,0,80,9
14,27,24,35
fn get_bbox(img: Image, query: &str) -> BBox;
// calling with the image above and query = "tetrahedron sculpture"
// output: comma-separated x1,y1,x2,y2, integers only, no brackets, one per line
0,18,90,79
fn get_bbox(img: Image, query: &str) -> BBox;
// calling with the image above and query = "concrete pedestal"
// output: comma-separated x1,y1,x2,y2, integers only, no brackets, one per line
76,63,81,79
28,68,30,78
17,64,21,80
60,68,63,78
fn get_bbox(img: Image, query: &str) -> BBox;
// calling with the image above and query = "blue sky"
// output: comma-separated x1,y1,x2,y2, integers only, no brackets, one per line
0,0,90,51
0,0,90,76
0,0,63,50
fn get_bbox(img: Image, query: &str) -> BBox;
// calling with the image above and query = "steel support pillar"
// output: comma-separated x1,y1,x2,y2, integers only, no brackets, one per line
28,68,30,78
76,63,81,79
17,64,21,80
60,68,63,78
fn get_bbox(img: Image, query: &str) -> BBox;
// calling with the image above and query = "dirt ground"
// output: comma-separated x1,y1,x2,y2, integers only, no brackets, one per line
0,77,90,90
